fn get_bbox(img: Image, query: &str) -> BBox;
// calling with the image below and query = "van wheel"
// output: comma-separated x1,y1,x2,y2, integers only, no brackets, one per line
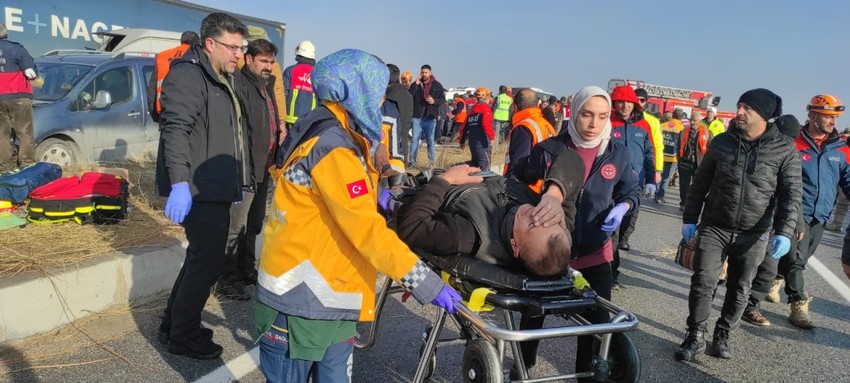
36,138,79,167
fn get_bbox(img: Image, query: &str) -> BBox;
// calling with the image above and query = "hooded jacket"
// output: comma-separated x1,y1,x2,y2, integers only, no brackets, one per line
259,50,443,322
610,111,655,185
386,82,414,158
282,55,317,124
235,65,280,186
155,44,249,201
683,123,802,238
795,126,850,224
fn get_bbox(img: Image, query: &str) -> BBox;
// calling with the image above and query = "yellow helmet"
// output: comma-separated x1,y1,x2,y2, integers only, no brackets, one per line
807,94,845,115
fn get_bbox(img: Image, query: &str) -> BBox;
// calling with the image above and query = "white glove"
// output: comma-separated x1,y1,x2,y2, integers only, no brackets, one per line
643,183,657,198
24,68,37,80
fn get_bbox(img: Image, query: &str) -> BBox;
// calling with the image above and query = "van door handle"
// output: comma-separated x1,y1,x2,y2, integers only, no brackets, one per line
128,112,141,118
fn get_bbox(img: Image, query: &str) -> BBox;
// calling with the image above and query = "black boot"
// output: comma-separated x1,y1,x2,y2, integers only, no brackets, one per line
709,328,733,359
675,328,706,362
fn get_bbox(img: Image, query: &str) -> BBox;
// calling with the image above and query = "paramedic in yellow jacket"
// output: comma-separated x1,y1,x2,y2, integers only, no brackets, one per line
255,49,460,382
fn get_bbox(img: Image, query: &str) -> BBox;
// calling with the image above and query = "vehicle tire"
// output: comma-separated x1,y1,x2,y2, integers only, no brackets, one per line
461,339,503,383
592,333,641,383
36,138,79,167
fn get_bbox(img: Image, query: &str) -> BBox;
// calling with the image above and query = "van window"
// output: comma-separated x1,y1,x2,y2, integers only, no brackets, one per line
74,66,134,111
33,63,93,101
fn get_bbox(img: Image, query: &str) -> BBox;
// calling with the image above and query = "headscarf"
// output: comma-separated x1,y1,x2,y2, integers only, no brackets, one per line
567,86,612,156
311,49,389,145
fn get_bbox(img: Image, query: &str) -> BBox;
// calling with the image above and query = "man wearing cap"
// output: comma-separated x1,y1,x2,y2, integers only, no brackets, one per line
635,88,664,184
542,95,559,128
676,89,801,362
703,106,726,138
283,40,317,129
459,88,495,170
744,95,848,329
609,85,656,288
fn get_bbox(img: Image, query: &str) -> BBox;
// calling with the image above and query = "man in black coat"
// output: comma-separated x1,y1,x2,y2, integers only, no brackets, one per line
408,65,445,168
216,38,282,300
385,64,413,163
676,89,802,362
155,12,249,360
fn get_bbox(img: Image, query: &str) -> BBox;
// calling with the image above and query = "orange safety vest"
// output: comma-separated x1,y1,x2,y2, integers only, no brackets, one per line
154,44,191,115
679,125,710,158
503,108,557,192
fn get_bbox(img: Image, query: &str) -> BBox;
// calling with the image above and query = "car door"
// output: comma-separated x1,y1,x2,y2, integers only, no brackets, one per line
140,62,160,153
77,63,145,162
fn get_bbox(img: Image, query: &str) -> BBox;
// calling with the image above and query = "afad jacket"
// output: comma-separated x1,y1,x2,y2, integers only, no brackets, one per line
526,135,641,258
0,39,36,100
282,56,317,124
459,101,495,144
795,127,850,224
610,111,656,185
258,104,442,322
683,124,801,239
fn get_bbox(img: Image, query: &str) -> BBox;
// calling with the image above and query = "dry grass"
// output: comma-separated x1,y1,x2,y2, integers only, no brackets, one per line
0,161,182,279
409,140,510,171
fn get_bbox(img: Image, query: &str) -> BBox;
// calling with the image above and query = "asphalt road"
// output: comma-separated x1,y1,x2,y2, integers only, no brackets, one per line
2,186,850,382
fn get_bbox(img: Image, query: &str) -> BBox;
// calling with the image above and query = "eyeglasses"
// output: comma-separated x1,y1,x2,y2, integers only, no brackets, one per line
637,98,646,103
213,39,246,54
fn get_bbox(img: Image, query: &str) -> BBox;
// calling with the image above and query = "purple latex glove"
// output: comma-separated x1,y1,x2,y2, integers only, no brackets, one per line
378,189,395,213
164,182,192,224
431,285,461,314
601,202,630,232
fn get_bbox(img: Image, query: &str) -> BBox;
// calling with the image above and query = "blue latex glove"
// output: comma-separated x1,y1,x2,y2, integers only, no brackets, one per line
682,224,697,243
378,189,393,213
431,285,461,314
164,182,192,224
770,235,791,259
643,184,657,198
601,203,630,232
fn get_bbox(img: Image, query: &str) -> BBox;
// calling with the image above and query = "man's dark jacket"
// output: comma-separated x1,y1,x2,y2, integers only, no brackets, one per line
395,151,584,269
155,44,249,201
526,136,641,257
683,123,802,238
235,65,280,188
409,78,445,119
386,82,413,157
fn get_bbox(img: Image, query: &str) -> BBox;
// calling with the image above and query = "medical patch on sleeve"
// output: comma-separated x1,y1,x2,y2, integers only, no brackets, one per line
347,179,368,199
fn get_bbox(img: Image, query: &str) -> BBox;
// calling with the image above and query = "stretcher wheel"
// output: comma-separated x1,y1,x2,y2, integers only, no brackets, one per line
418,343,437,379
462,339,503,383
592,332,641,383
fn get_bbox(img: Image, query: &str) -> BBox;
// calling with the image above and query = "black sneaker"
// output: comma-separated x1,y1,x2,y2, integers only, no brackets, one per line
168,334,224,360
709,328,733,359
618,241,630,251
158,321,214,344
674,328,706,362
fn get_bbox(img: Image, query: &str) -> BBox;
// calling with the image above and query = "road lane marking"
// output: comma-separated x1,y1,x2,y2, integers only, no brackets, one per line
192,346,259,383
809,256,850,305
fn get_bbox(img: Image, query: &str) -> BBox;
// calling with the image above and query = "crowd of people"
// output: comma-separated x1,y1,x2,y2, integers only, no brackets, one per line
1,9,845,382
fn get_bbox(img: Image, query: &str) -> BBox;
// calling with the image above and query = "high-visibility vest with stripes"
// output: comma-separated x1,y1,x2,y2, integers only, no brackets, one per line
494,93,512,122
154,44,191,115
503,117,556,192
284,63,317,124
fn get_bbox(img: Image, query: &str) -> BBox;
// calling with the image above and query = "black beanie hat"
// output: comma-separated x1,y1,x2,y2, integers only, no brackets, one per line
774,114,801,138
738,88,783,122
635,88,649,99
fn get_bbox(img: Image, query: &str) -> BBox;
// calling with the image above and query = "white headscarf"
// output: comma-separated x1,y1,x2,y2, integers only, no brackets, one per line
567,86,612,156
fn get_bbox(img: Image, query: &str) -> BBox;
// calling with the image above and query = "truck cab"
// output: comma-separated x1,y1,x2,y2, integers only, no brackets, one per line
31,51,158,165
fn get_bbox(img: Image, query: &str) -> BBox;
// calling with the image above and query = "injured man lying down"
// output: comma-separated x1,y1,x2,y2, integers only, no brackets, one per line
393,149,586,277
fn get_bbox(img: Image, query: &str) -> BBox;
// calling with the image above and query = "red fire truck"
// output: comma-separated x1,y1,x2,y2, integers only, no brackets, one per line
607,79,736,126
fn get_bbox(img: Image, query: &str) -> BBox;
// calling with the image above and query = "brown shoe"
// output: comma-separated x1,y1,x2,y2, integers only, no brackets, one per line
742,309,771,327
789,297,814,329
766,279,783,303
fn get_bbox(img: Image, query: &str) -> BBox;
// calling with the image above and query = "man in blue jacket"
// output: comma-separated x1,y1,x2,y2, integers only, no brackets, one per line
744,95,848,329
0,23,38,172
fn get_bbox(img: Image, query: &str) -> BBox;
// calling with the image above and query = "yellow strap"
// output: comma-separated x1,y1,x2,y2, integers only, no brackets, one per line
574,275,590,290
440,271,452,285
464,287,495,313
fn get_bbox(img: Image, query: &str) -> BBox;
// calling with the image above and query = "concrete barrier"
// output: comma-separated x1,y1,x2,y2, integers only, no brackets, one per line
0,240,187,342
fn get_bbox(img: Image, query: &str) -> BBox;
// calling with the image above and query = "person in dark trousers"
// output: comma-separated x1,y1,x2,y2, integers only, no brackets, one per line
677,109,712,210
215,38,282,301
408,65,445,168
155,13,250,360
0,23,38,172
385,64,413,163
608,85,656,289
676,89,801,362
745,96,848,329
458,88,495,171
525,86,640,381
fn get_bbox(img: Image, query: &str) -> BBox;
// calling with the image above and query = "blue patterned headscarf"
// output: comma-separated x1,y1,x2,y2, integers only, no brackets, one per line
312,49,389,145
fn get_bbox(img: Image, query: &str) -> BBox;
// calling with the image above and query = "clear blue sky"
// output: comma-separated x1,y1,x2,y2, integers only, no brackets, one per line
190,0,850,123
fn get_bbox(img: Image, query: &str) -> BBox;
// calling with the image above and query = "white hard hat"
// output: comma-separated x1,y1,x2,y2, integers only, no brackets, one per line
707,106,718,114
295,40,315,59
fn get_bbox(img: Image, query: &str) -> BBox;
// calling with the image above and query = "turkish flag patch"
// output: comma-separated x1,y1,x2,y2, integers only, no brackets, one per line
801,153,811,161
347,179,368,199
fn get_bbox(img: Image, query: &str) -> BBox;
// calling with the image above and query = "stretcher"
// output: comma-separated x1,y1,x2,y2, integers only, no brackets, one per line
355,251,641,383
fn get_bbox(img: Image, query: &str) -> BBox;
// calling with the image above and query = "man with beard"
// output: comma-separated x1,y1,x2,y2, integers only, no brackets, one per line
676,89,801,362
408,65,445,168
